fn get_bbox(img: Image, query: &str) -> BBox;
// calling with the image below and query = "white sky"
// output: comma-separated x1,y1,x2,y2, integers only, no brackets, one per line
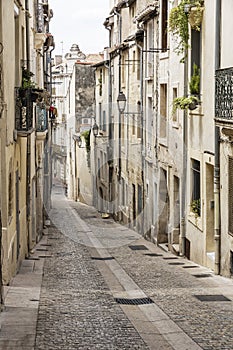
49,0,110,57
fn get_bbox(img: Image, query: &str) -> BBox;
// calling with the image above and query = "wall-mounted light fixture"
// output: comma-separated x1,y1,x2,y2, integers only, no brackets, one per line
117,91,141,116
92,122,99,137
117,91,127,114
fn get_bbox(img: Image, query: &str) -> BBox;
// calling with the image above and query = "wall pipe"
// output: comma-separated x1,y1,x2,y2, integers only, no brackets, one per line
214,0,221,275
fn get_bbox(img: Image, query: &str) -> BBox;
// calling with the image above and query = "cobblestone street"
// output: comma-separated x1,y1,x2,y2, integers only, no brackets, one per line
34,183,233,350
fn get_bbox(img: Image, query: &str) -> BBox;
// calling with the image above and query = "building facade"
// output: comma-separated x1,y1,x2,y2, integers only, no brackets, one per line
0,0,54,290
92,0,233,278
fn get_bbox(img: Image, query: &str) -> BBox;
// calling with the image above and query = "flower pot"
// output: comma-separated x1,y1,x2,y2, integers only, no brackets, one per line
188,7,204,29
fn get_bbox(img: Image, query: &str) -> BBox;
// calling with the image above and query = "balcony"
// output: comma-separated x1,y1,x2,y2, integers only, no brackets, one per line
215,67,233,127
52,144,67,158
15,87,34,133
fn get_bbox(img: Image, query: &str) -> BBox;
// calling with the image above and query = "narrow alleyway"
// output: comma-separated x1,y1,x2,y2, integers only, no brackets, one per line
1,181,233,349
34,182,233,350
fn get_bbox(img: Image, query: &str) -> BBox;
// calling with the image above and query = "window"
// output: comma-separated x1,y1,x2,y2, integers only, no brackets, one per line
191,159,201,216
160,84,167,138
132,50,136,73
99,103,102,129
161,0,168,52
8,172,13,218
191,29,201,94
130,3,136,19
103,110,106,132
147,21,153,77
172,87,178,122
99,69,103,96
121,54,125,85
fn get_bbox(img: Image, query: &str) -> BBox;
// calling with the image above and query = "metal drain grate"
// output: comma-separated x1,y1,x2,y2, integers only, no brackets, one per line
115,297,154,305
145,253,163,257
194,294,231,302
182,265,200,269
168,262,185,265
129,245,148,251
192,274,213,278
91,257,115,261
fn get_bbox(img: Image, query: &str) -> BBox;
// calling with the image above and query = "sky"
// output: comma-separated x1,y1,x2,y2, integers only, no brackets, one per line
49,0,110,57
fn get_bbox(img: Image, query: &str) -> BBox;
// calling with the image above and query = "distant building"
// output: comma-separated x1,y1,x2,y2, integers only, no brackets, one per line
51,44,103,204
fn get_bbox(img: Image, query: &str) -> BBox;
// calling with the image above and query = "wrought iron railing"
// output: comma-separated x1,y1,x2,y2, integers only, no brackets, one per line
215,67,233,120
15,88,34,131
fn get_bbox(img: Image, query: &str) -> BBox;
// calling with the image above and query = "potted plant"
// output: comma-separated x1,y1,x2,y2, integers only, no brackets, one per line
172,63,201,113
191,198,201,216
172,95,200,113
188,3,204,29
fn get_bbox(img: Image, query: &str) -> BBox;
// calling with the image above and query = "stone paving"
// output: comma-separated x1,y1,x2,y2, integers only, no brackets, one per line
35,187,149,349
34,183,233,350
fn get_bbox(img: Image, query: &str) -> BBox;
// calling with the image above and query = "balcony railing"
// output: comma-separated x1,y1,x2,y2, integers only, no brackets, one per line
215,67,233,121
15,87,34,132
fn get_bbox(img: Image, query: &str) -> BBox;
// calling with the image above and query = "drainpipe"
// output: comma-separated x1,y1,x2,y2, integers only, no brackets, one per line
214,0,221,275
180,25,189,256
114,7,122,218
136,39,144,235
105,24,114,214
25,0,30,70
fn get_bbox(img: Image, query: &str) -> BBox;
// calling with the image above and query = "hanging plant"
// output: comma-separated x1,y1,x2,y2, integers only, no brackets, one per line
168,0,204,57
188,4,204,29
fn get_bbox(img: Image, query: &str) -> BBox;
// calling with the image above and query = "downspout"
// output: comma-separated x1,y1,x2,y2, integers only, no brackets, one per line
114,7,122,217
180,21,189,257
25,0,30,70
25,0,31,252
214,0,221,275
136,39,144,235
105,26,113,213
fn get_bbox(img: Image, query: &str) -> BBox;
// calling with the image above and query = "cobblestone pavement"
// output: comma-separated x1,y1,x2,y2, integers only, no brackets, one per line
35,183,233,349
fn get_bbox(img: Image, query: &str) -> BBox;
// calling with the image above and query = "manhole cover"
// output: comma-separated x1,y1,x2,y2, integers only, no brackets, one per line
145,253,163,257
192,274,213,278
115,297,154,305
129,245,148,251
91,257,115,261
194,295,231,302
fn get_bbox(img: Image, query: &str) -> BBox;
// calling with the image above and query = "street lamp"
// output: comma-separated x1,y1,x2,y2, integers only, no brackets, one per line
92,122,99,137
117,91,126,114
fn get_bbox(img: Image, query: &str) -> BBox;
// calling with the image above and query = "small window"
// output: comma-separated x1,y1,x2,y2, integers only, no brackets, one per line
172,87,178,122
160,84,167,138
191,159,201,216
161,0,168,52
